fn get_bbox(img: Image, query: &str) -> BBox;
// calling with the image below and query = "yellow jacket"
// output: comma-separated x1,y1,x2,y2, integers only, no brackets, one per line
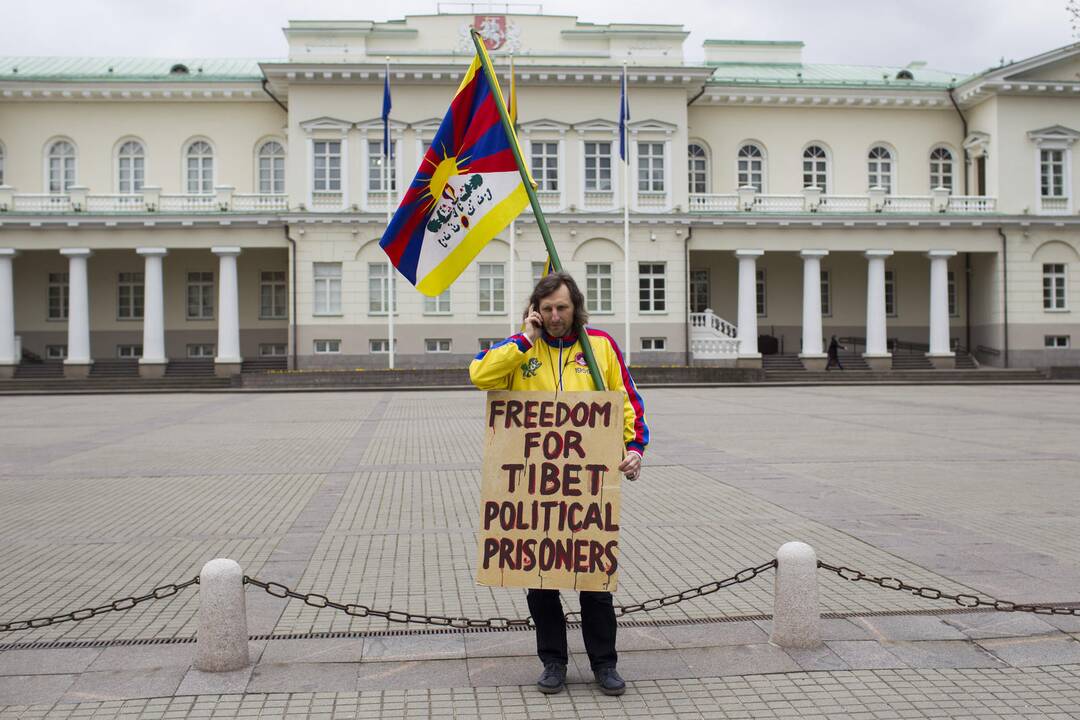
469,328,648,455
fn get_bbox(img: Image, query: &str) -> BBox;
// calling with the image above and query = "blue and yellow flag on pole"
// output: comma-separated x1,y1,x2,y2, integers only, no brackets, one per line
380,46,529,296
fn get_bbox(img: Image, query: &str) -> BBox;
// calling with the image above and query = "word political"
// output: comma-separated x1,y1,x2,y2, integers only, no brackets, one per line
481,397,619,577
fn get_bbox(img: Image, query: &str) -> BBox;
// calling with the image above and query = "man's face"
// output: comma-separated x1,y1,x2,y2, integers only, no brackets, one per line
538,284,574,338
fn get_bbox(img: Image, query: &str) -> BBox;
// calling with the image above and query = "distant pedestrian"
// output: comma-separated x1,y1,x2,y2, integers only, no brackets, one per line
826,335,845,371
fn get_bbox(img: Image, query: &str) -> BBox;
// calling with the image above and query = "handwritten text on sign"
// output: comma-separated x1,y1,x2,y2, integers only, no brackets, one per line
476,391,624,591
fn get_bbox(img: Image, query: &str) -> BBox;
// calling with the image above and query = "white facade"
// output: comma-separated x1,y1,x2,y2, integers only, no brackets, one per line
1,15,1079,375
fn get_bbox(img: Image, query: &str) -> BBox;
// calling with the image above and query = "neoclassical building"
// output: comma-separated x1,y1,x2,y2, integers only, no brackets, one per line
1,12,1079,377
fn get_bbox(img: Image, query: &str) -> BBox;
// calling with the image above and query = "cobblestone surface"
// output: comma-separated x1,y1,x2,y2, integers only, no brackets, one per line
1,665,1079,719
1,386,1079,717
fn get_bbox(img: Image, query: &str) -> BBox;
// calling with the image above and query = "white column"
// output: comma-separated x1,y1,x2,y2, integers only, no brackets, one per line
735,249,763,362
137,248,168,373
213,247,242,369
927,250,957,365
60,248,93,374
863,250,893,369
0,249,17,375
799,250,828,367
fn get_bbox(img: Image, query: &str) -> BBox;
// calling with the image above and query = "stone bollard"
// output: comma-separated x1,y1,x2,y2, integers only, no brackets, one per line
194,558,250,672
770,541,823,648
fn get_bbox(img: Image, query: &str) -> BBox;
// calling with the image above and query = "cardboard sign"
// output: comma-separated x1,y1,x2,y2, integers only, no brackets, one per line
476,390,625,592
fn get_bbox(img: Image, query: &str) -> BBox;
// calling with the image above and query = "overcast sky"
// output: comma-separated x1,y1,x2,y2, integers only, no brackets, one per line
1,0,1075,74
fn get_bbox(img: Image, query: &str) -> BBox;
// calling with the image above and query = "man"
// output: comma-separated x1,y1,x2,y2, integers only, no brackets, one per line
470,271,648,697
826,335,845,371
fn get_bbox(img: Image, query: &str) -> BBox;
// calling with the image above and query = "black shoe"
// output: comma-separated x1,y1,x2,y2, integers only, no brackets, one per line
593,666,626,696
537,662,566,694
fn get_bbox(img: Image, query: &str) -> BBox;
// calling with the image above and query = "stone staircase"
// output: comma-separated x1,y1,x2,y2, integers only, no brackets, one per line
241,356,288,374
13,361,64,378
762,354,805,371
892,353,933,370
165,359,216,377
89,359,139,378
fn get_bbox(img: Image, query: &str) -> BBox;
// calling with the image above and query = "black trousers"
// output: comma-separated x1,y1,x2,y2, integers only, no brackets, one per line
526,589,617,671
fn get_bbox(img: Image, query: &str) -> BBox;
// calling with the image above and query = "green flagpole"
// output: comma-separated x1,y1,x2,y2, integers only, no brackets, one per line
469,29,606,392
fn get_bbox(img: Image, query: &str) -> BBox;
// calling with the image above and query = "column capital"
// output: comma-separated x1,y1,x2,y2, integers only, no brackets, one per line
0,249,17,258
926,249,957,259
864,249,894,259
211,246,242,257
136,247,169,257
734,249,764,259
60,248,93,258
799,249,829,258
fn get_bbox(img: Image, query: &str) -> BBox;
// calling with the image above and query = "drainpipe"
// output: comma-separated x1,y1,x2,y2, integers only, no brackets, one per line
261,79,288,113
285,224,298,371
684,225,692,366
997,226,1009,368
948,86,973,354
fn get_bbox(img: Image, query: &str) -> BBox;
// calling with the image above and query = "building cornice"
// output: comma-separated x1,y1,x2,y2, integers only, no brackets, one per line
694,86,953,109
0,83,268,102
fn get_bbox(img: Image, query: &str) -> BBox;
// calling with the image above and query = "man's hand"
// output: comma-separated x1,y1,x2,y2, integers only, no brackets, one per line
523,305,543,343
618,449,642,481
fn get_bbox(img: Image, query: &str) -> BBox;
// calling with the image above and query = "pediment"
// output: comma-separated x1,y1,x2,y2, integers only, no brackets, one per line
410,117,443,132
1006,54,1080,83
628,119,678,134
354,117,409,132
574,119,619,133
299,116,352,132
1027,125,1080,145
518,118,571,132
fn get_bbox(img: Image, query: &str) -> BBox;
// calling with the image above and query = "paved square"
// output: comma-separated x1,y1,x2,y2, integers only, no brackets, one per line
1,386,1078,716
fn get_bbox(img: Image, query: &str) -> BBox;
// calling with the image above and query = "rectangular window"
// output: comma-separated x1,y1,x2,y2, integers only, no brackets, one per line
688,148,708,194
425,338,451,353
187,344,214,358
116,344,142,359
46,345,67,360
370,339,390,353
368,263,397,315
259,343,287,356
478,263,505,314
820,270,831,318
586,263,613,313
259,154,285,194
584,141,612,192
1043,263,1067,310
186,271,214,319
690,269,709,313
885,270,897,317
948,271,958,317
118,156,144,194
314,339,341,354
423,289,451,315
313,263,342,316
756,269,766,317
260,270,288,319
47,272,69,320
638,262,666,312
532,261,547,287
1040,149,1065,197
641,337,666,351
367,139,397,192
478,338,502,352
1045,335,1070,348
637,142,665,193
117,272,144,320
530,142,559,192
313,140,342,192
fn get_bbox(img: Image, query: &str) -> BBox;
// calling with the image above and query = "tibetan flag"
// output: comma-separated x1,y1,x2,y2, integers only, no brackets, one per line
380,48,529,297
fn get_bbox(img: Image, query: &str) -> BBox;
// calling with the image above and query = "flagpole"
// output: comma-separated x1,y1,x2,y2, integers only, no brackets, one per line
385,57,395,370
469,30,606,391
622,62,632,367
507,54,516,338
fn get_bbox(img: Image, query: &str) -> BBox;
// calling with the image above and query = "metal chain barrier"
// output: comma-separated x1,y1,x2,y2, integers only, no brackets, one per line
244,559,778,629
0,576,200,633
819,561,1080,616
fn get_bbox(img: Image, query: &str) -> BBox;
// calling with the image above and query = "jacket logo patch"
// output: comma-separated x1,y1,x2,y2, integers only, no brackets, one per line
520,358,542,378
574,352,588,367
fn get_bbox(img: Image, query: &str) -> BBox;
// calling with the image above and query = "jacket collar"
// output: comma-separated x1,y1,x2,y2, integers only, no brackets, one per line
541,330,579,348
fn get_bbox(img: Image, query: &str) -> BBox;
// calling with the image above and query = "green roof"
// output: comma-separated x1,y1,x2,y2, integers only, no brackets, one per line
707,62,975,89
0,57,266,81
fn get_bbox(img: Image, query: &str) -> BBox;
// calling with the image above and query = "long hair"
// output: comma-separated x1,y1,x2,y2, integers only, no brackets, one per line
525,271,589,330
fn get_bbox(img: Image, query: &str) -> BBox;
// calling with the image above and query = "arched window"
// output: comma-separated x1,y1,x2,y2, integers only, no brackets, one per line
737,143,765,191
258,140,286,194
803,144,828,193
47,140,77,193
117,140,145,194
688,143,708,194
185,140,214,194
929,146,954,193
867,145,894,193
